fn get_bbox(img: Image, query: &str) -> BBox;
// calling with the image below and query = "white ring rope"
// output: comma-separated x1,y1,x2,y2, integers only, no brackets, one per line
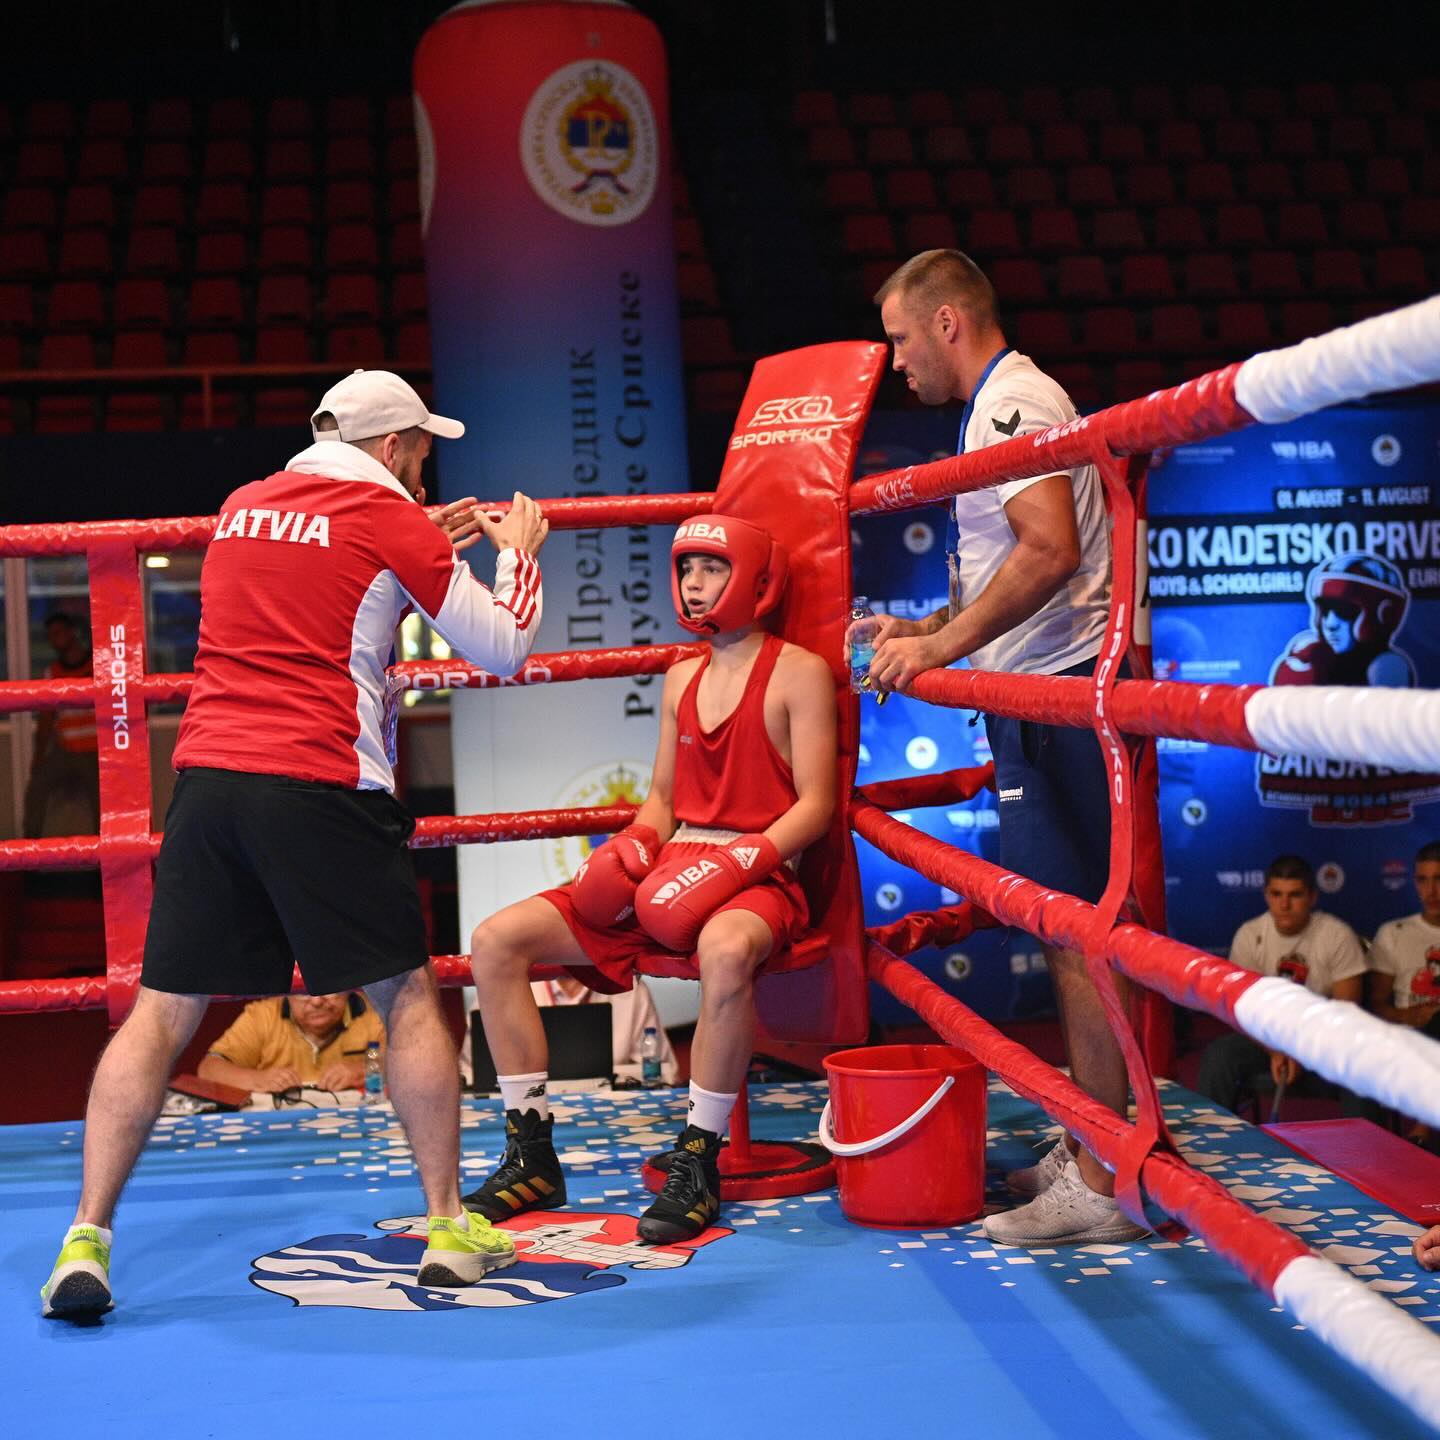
1235,293,1440,423
1244,686,1440,774
1273,1256,1440,1430
1233,979,1440,1127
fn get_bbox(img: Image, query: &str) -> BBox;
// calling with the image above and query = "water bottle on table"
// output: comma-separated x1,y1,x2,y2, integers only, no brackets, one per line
640,1027,662,1088
364,1040,384,1103
847,596,887,704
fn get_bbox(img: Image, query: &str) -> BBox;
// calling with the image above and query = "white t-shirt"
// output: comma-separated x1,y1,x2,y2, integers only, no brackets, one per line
531,978,679,1084
1370,913,1440,1009
1227,910,1367,996
955,351,1112,675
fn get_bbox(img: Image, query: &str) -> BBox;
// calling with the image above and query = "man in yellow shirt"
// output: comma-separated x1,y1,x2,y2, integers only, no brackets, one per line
199,992,385,1094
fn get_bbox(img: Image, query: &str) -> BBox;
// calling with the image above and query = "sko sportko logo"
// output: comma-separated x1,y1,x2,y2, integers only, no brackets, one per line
729,395,844,450
650,859,722,904
731,846,760,870
250,1212,731,1312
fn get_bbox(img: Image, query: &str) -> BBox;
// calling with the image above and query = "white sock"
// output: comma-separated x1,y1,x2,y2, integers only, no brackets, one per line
68,1223,112,1246
687,1082,738,1137
498,1071,550,1121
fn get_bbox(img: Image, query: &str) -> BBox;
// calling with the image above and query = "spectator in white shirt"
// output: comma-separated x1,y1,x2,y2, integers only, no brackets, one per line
1197,855,1366,1114
1368,841,1440,1037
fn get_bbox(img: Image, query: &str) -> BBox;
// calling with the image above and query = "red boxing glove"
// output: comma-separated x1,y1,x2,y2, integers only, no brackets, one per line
635,834,781,953
570,824,661,928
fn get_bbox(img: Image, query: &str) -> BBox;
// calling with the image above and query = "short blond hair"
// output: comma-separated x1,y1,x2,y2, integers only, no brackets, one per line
873,249,997,327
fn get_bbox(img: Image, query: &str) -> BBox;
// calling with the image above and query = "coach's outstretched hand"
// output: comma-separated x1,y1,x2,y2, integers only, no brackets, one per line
480,491,550,557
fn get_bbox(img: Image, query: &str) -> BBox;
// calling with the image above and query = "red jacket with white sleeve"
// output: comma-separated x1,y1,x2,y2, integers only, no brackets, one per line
172,441,541,791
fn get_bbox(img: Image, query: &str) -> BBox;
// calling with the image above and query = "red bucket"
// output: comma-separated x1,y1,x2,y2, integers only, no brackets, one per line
820,1044,986,1228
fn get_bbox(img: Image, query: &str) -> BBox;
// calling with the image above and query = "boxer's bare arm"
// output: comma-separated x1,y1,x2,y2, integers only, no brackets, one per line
761,647,837,860
631,660,692,843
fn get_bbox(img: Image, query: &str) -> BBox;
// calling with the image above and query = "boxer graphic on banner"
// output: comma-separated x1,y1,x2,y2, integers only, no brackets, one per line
1258,550,1437,825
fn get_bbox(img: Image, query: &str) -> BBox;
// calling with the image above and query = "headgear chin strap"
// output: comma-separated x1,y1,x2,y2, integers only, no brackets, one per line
671,514,789,636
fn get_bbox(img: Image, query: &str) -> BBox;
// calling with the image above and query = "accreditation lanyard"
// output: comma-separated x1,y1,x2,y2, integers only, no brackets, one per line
946,346,1014,617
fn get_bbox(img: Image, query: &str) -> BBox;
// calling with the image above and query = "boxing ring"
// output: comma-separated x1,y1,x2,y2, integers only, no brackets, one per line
4,295,1440,1436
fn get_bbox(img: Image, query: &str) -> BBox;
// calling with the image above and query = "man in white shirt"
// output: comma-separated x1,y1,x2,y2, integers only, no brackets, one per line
1197,854,1366,1112
864,249,1131,1248
1368,841,1440,1037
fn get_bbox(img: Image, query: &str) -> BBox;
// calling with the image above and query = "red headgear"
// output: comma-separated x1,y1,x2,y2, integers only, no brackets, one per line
671,514,788,636
1306,552,1408,648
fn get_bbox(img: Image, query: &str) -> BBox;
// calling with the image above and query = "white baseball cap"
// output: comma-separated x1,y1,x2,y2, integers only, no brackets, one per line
310,369,465,442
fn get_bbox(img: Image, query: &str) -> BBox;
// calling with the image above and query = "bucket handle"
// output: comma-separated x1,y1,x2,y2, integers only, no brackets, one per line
818,1074,955,1157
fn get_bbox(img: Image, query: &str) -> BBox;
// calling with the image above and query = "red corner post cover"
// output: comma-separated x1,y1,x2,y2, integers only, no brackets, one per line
709,342,887,1046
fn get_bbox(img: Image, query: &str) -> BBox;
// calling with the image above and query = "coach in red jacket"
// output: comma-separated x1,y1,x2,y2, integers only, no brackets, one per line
42,370,548,1318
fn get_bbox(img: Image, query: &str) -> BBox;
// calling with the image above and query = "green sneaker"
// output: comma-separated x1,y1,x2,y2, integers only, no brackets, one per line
41,1226,113,1319
417,1209,517,1287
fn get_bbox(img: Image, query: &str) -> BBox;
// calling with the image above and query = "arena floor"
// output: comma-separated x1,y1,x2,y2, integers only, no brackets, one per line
6,1079,1435,1439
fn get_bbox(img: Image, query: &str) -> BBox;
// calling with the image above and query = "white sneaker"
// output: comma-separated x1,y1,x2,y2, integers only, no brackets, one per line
983,1158,1150,1247
1004,1136,1070,1196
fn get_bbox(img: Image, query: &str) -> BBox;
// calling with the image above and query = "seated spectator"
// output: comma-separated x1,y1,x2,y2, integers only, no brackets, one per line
1196,855,1365,1115
1368,841,1440,1039
531,973,679,1085
23,611,100,838
198,992,384,1095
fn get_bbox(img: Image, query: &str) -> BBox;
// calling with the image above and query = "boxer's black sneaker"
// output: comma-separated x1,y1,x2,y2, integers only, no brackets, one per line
637,1125,722,1244
462,1108,566,1221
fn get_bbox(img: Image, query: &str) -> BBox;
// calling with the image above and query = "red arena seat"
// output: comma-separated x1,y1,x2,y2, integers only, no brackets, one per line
1183,251,1239,297
63,185,116,229
1274,202,1330,247
1091,208,1147,252
187,278,246,330
1025,207,1081,253
881,169,937,212
1310,249,1367,296
1248,251,1305,296
923,126,973,167
133,184,187,228
138,140,191,184
1066,164,1118,208
967,209,1023,256
823,169,875,214
113,279,171,330
254,326,313,365
989,257,1048,305
1015,309,1075,358
1120,254,1176,300
1056,254,1110,301
110,331,168,368
46,281,105,331
256,275,313,326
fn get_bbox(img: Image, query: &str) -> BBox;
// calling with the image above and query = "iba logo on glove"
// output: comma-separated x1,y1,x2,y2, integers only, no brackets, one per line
650,860,722,905
731,847,761,870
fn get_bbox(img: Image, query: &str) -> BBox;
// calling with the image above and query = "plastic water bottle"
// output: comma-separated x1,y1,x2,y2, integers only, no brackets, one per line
364,1040,384,1103
640,1027,662,1088
848,596,879,695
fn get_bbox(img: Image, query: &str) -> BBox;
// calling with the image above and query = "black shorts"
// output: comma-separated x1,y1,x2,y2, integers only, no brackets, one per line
983,656,1115,907
141,767,429,997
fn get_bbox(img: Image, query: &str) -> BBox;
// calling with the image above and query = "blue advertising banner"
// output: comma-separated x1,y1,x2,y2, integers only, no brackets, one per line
852,404,1440,1024
1149,404,1440,953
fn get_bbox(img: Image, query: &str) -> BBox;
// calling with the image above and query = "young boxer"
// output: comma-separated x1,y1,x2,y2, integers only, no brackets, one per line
465,515,836,1242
